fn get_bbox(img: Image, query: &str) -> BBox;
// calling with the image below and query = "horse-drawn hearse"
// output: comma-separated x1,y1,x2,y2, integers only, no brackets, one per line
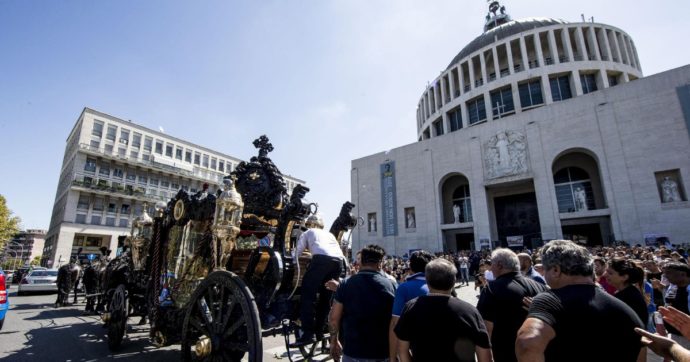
97,135,357,361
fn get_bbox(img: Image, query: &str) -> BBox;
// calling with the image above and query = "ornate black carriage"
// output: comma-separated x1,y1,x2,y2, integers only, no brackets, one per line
100,136,357,361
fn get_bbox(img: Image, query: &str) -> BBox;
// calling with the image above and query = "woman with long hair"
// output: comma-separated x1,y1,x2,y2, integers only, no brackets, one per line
606,257,649,327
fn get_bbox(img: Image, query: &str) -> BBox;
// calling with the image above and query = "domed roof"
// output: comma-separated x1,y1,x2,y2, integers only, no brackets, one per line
446,17,568,70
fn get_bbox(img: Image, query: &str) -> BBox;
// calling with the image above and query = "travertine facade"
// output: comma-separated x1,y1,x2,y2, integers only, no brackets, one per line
351,6,690,254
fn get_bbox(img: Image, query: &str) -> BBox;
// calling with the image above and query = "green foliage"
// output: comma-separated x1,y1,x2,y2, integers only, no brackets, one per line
0,195,21,251
30,255,42,266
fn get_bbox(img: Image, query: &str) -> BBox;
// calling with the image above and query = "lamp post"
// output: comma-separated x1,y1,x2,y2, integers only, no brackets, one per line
7,241,25,267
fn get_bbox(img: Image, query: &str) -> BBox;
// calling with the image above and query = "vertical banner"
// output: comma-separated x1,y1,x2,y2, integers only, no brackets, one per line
381,161,398,237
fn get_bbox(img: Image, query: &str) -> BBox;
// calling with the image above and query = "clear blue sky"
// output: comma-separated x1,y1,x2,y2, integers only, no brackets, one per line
1,0,688,230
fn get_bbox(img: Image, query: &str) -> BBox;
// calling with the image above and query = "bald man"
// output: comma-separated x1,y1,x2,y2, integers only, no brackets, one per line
517,253,546,285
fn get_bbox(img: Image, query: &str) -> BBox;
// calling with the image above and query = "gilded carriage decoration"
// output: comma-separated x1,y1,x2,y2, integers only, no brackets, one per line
95,135,358,362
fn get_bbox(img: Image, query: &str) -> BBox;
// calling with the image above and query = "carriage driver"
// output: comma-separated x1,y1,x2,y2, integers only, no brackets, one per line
292,213,347,346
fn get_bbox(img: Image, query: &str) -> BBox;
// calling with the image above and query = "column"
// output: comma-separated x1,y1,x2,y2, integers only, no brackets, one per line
542,74,554,104
576,26,588,60
548,29,559,64
492,46,500,79
479,53,487,86
468,138,491,248
533,33,545,67
526,121,561,240
599,27,612,61
458,65,465,95
511,81,521,113
587,26,601,61
440,76,447,105
617,33,630,65
572,70,583,96
519,36,529,71
506,42,515,74
449,70,456,100
561,28,574,62
609,30,621,63
624,36,636,69
468,57,476,90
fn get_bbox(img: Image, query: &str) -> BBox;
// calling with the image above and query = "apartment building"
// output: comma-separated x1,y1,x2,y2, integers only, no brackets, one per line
43,108,304,266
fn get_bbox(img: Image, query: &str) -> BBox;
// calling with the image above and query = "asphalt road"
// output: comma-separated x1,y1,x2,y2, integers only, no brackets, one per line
0,282,664,361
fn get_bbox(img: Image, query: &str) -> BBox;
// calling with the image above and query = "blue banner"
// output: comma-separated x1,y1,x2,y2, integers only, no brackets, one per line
380,161,398,236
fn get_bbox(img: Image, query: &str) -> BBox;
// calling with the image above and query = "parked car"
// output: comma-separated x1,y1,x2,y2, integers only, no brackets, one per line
12,267,45,284
0,269,8,330
3,270,13,285
17,269,58,295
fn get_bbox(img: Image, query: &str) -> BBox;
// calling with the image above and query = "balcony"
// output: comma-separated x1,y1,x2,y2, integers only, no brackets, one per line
71,178,169,203
78,143,223,184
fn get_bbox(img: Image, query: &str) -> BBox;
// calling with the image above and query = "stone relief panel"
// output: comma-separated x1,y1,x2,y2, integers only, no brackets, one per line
483,130,529,180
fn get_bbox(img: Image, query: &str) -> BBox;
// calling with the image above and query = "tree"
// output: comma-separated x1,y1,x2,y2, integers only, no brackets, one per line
30,255,42,266
0,195,21,251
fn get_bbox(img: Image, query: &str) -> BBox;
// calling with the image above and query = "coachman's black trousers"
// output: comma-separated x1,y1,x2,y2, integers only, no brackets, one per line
299,254,344,337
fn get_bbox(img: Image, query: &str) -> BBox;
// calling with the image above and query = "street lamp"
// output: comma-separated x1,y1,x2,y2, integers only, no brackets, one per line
7,241,25,267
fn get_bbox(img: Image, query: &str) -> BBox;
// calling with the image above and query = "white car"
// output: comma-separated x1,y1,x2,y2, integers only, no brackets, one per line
18,269,59,295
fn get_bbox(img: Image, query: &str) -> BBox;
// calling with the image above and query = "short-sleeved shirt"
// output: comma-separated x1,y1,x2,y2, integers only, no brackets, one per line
293,228,344,258
334,270,397,359
476,272,547,362
395,295,491,362
392,272,428,317
528,284,644,362
615,284,649,327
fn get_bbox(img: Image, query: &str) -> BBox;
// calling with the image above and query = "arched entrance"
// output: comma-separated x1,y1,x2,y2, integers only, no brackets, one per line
552,150,611,246
440,174,474,252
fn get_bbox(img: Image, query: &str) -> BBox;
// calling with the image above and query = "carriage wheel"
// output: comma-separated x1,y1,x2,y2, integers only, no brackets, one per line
181,271,262,362
107,284,128,350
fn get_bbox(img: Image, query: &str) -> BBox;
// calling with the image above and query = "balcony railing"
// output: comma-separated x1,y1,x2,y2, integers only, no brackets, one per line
79,143,224,183
71,178,169,202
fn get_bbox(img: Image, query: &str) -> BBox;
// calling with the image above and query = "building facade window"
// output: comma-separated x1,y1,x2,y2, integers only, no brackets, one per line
75,214,87,224
448,107,462,132
176,147,183,160
118,219,129,228
99,164,110,177
130,150,138,159
185,150,192,163
90,215,102,225
77,195,90,210
106,217,116,226
202,154,209,168
93,197,104,211
219,161,225,172
155,140,163,154
121,204,130,214
518,79,544,108
90,140,100,149
107,203,117,213
92,121,103,137
144,136,153,151
85,158,97,172
194,152,201,165
138,176,148,185
161,180,170,188
150,178,159,186
211,157,217,169
580,73,598,94
490,86,515,117
113,168,124,178
467,97,487,125
433,119,444,137
106,125,117,141
553,167,595,213
165,144,173,157
132,133,142,149
452,185,472,223
550,75,572,102
120,129,129,145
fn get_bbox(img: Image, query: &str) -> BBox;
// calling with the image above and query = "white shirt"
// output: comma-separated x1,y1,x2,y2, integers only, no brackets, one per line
484,269,495,281
293,228,344,259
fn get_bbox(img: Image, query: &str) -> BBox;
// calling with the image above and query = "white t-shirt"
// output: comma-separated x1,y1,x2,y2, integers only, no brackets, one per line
293,228,344,259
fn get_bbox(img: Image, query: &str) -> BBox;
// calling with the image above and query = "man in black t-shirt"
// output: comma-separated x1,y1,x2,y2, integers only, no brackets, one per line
329,244,396,361
516,240,645,362
395,258,492,362
477,248,547,362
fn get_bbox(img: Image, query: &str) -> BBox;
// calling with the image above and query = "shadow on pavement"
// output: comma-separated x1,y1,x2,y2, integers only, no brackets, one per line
1,312,181,362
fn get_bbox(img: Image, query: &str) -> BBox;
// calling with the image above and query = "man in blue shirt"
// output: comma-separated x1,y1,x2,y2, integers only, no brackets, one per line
389,250,434,362
518,253,546,285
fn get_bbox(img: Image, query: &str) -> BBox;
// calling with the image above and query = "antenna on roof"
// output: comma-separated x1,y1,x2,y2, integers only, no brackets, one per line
159,126,165,133
581,14,585,22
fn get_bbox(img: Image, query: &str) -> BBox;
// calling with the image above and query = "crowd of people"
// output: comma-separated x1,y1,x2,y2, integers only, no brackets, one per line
296,230,690,361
